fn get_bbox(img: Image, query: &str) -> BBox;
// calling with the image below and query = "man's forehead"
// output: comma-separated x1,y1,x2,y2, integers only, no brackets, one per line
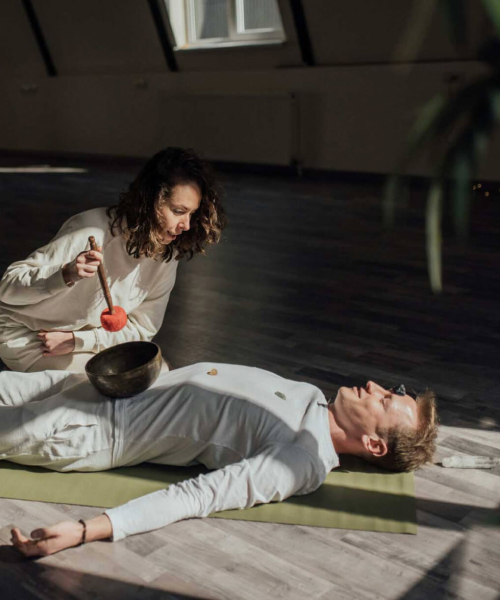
391,394,418,427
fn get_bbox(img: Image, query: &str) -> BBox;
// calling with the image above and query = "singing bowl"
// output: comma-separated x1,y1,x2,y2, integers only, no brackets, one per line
85,341,162,398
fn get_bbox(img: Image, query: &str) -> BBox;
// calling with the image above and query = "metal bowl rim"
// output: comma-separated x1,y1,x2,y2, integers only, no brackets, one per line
85,341,162,379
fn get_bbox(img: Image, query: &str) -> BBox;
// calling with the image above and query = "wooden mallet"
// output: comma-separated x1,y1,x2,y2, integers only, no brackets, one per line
88,236,127,332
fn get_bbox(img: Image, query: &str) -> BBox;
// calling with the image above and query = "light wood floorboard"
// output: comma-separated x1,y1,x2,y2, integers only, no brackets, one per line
0,156,499,599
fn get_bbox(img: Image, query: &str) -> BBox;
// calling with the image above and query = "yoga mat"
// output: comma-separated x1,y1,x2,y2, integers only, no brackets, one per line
0,456,416,534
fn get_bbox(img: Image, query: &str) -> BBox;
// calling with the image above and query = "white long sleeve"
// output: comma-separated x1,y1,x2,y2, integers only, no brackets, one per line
0,224,82,305
106,443,321,541
0,362,337,535
93,267,176,352
74,262,177,353
0,369,79,406
0,208,178,354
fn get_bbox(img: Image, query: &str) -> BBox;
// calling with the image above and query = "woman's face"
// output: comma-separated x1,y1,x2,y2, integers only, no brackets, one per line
158,182,201,244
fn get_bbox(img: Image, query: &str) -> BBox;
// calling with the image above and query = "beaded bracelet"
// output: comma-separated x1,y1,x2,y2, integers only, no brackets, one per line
77,519,87,546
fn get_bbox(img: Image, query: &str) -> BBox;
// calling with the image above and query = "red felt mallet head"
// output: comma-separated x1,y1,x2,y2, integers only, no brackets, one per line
100,306,127,332
88,236,128,333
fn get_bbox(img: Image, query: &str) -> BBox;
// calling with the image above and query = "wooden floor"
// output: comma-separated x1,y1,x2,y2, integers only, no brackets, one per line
0,157,499,600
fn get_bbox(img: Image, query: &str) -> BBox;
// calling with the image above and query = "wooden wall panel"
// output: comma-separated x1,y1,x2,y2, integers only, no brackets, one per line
303,0,489,65
3,61,500,180
157,93,294,165
0,2,498,178
31,0,168,75
0,0,47,77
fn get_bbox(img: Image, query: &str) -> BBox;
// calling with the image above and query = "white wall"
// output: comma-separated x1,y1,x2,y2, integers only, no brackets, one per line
0,0,497,178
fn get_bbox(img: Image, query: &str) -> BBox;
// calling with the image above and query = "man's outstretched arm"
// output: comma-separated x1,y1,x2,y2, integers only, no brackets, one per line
10,444,322,557
11,514,113,557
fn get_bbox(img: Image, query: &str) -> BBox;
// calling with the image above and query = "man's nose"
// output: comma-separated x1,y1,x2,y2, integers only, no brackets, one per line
366,381,386,394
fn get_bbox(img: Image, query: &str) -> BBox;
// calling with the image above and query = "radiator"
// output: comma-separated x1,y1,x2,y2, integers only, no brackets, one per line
158,92,298,166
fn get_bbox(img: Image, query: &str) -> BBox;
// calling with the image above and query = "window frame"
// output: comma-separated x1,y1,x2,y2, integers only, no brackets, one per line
169,0,285,50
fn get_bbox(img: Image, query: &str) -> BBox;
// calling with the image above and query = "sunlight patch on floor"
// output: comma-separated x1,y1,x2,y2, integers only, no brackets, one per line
0,165,87,173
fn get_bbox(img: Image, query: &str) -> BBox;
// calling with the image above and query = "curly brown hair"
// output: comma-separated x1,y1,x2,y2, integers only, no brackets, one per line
107,147,226,261
375,389,438,472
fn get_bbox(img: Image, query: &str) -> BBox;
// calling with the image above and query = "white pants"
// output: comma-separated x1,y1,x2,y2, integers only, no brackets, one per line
0,370,115,471
0,321,93,373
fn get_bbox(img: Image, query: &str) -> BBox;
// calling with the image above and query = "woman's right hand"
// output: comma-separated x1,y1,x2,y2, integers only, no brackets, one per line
62,247,103,286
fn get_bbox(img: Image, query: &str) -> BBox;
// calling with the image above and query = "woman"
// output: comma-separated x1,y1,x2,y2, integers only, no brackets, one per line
0,147,226,372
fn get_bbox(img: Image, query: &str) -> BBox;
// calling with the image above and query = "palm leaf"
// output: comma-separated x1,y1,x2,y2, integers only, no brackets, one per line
443,90,496,240
384,80,484,226
426,181,443,293
386,74,496,228
382,94,446,226
405,93,448,157
382,175,400,228
452,150,471,239
441,0,467,46
420,78,493,142
385,2,500,292
482,0,500,40
488,84,500,122
392,77,492,181
446,102,491,238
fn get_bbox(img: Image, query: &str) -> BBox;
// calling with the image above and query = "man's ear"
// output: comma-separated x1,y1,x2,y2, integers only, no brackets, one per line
361,434,388,458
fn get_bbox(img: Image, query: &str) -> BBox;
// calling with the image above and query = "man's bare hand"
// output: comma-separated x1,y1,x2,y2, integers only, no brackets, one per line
11,522,84,557
11,515,112,558
62,247,103,285
38,330,75,356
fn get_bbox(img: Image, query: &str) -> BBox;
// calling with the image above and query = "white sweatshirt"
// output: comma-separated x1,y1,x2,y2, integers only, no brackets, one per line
105,362,339,540
0,208,178,353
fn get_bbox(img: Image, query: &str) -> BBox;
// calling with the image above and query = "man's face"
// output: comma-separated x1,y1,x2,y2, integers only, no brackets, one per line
333,381,418,440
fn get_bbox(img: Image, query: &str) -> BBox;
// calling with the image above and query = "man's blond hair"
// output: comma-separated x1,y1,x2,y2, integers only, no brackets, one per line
376,389,438,472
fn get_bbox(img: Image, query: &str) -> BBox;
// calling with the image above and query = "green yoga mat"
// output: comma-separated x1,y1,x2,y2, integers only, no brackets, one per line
0,456,416,534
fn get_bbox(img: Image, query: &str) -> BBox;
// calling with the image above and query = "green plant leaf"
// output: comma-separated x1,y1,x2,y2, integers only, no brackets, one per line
441,0,467,46
393,0,438,63
426,78,493,139
440,91,496,240
442,98,493,235
383,175,410,227
382,175,400,227
477,37,500,69
426,180,443,293
482,0,500,40
396,78,491,177
405,93,447,162
470,97,496,161
489,85,500,122
384,1,500,293
452,150,471,239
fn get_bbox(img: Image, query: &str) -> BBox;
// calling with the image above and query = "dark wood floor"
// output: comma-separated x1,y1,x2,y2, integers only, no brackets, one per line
0,156,499,599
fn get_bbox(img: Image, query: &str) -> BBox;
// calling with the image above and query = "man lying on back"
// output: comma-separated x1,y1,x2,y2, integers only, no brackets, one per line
2,362,438,557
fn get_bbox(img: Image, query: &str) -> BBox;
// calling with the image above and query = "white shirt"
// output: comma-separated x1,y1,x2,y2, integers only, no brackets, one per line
0,208,178,353
0,362,338,540
106,362,339,540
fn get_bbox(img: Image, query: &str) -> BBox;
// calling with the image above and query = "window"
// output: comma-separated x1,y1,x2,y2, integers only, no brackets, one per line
165,0,285,49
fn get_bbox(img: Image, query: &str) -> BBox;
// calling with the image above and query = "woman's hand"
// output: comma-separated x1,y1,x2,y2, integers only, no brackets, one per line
11,515,113,558
10,521,85,557
62,247,103,286
38,330,75,356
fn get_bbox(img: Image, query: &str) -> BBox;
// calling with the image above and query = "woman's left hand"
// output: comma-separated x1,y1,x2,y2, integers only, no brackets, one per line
10,522,84,557
38,330,75,356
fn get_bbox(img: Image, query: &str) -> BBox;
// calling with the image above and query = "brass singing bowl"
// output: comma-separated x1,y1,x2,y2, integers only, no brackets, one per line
85,341,162,398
